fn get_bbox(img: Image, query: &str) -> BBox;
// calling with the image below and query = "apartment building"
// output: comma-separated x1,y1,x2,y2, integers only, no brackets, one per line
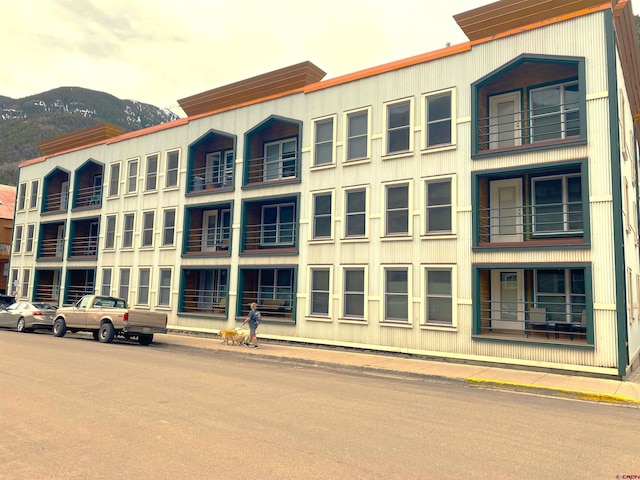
10,0,640,377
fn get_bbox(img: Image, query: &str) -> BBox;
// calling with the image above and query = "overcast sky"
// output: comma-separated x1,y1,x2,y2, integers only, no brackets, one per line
2,0,639,116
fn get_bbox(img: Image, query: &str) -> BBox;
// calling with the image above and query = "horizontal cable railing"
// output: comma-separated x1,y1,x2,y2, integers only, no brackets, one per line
239,290,295,319
39,238,64,258
182,288,228,313
478,102,580,150
65,285,94,305
478,201,583,242
479,299,587,340
244,222,296,248
246,154,299,184
35,284,60,304
75,185,102,207
44,191,69,212
185,226,231,253
189,164,234,191
69,236,98,256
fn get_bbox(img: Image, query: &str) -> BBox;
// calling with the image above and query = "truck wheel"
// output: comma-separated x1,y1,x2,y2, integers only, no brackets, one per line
92,331,100,341
98,322,115,343
53,318,66,337
16,317,27,333
138,334,153,346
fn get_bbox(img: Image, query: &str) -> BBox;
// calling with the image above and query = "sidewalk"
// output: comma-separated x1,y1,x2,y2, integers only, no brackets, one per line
162,331,640,407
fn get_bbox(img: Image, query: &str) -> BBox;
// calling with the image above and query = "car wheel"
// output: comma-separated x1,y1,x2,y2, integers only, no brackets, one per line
53,318,66,337
98,322,115,343
16,317,26,333
138,334,153,346
92,331,100,341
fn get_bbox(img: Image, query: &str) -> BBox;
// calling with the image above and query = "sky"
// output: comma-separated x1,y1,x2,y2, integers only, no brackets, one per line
2,0,639,117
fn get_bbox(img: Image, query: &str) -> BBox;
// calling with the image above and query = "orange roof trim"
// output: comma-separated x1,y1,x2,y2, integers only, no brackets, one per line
38,123,125,156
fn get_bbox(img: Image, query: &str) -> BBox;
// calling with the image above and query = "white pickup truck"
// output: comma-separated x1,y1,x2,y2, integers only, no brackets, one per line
53,295,168,345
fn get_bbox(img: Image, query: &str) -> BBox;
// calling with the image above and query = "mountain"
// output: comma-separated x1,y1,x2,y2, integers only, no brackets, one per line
0,87,181,186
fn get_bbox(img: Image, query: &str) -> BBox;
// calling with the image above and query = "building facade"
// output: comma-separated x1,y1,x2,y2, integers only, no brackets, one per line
10,0,640,377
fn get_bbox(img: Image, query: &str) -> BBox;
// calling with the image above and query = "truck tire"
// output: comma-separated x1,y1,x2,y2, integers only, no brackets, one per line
138,334,153,346
53,318,66,337
16,317,26,333
98,322,115,343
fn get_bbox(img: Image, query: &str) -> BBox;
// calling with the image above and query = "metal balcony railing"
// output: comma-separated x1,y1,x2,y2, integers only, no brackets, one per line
182,288,228,314
478,101,580,151
244,222,296,249
478,201,583,243
44,191,69,213
75,185,102,207
34,284,60,304
246,154,299,184
69,236,98,257
185,226,231,253
479,299,587,340
39,238,64,258
65,285,94,305
240,289,295,319
189,165,234,192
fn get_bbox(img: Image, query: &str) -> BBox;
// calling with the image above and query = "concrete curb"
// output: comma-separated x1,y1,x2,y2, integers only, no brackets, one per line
466,378,640,406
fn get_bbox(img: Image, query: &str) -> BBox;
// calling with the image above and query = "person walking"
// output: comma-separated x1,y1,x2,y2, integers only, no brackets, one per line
242,302,261,348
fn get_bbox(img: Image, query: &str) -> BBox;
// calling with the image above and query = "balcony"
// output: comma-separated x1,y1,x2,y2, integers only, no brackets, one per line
72,160,103,210
183,205,232,256
244,116,301,187
42,168,70,214
38,222,65,260
241,197,298,254
68,219,99,259
475,267,590,344
473,55,585,156
238,268,295,323
63,269,95,305
33,269,61,304
475,166,587,247
180,268,228,316
187,130,235,194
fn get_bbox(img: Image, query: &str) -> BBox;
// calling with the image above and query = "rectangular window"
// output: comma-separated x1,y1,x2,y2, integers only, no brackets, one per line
22,269,30,299
385,184,409,236
425,178,452,234
345,189,366,237
29,180,39,209
137,268,151,305
535,269,585,323
530,81,579,142
145,154,158,191
119,268,131,303
17,183,26,210
142,211,155,247
313,117,334,166
425,90,453,148
127,159,138,193
109,163,120,196
261,204,295,246
263,138,297,181
158,268,172,306
346,109,369,161
162,209,176,246
25,225,34,253
532,174,582,234
425,268,453,325
312,192,332,240
122,214,134,248
386,100,411,154
10,269,19,295
101,268,112,296
343,268,365,319
165,150,179,188
105,216,116,249
385,268,409,321
310,268,330,316
14,225,23,253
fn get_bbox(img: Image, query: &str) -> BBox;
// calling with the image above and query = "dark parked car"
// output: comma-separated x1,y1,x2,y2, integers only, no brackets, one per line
0,302,58,332
0,294,16,309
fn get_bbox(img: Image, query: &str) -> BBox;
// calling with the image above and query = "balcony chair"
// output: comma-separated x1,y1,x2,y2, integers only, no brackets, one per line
526,307,549,338
571,310,587,340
